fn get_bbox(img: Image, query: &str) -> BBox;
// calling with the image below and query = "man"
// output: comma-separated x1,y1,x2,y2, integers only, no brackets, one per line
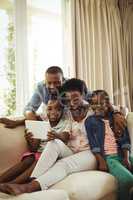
24,66,65,120
0,66,65,128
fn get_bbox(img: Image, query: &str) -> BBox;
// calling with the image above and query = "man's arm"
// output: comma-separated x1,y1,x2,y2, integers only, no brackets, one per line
24,92,42,119
0,92,42,128
24,81,47,120
0,84,44,128
0,118,25,128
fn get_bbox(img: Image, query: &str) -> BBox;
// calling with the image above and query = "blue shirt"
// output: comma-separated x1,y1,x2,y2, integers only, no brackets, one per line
24,81,49,113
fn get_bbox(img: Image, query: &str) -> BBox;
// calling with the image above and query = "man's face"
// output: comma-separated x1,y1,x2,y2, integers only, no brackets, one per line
45,73,63,93
46,100,62,122
66,91,83,110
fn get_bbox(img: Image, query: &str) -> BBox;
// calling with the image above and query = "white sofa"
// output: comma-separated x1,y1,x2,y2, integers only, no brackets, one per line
0,112,133,200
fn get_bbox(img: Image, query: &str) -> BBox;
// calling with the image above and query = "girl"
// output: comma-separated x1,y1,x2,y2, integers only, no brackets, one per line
85,90,133,200
0,98,70,192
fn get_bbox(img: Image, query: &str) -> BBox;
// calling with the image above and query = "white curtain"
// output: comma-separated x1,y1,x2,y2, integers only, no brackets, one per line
65,0,131,109
122,0,133,110
15,0,30,115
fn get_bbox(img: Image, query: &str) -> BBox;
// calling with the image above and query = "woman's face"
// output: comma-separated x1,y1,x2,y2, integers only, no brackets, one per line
66,91,83,110
46,100,63,122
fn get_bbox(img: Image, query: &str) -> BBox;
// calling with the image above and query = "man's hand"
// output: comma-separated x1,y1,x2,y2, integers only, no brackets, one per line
24,130,41,152
0,118,18,128
0,118,25,128
113,113,126,137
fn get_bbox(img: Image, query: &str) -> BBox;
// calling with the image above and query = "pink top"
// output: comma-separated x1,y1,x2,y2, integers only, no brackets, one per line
103,119,117,155
67,110,93,153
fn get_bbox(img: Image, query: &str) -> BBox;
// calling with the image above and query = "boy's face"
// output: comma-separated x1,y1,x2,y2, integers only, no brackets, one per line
91,94,109,116
45,73,63,93
66,91,83,110
46,100,63,122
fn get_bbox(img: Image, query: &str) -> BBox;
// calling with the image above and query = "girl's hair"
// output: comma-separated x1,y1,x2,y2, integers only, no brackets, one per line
61,78,88,96
49,92,64,110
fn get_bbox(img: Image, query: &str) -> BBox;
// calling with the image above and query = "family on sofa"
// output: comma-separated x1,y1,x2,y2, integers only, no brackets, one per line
0,66,132,200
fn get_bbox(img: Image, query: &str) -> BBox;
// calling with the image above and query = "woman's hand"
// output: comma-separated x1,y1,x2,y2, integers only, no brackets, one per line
47,131,59,141
24,130,41,152
47,131,69,143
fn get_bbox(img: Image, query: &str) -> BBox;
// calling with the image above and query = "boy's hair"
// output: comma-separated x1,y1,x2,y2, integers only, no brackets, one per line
91,90,110,104
61,78,88,95
46,66,64,76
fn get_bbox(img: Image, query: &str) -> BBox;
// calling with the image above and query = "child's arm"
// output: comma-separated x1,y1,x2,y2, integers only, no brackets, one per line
47,131,70,143
25,130,41,152
122,149,132,170
94,153,108,172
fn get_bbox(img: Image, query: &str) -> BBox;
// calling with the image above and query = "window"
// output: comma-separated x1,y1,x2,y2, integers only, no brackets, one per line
0,0,68,116
27,0,66,85
0,0,16,116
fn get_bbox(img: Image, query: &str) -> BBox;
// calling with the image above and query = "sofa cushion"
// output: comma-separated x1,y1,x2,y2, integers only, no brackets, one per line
0,190,69,200
51,171,117,200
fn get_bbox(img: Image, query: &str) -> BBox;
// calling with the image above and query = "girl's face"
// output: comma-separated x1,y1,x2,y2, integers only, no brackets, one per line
46,100,63,123
91,94,109,116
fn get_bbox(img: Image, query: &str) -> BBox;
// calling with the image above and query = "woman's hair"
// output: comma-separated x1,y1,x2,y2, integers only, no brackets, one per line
61,78,88,96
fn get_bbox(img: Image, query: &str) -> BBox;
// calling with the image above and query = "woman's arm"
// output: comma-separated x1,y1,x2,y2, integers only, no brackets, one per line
47,131,70,143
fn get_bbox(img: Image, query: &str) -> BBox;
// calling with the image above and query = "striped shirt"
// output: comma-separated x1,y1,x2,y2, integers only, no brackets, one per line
103,119,118,155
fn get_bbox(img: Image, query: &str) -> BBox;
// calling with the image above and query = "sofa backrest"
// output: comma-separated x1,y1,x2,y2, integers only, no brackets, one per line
0,112,133,176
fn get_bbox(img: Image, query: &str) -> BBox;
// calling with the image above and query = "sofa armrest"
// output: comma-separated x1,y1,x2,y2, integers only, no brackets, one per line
127,112,133,154
0,123,28,175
